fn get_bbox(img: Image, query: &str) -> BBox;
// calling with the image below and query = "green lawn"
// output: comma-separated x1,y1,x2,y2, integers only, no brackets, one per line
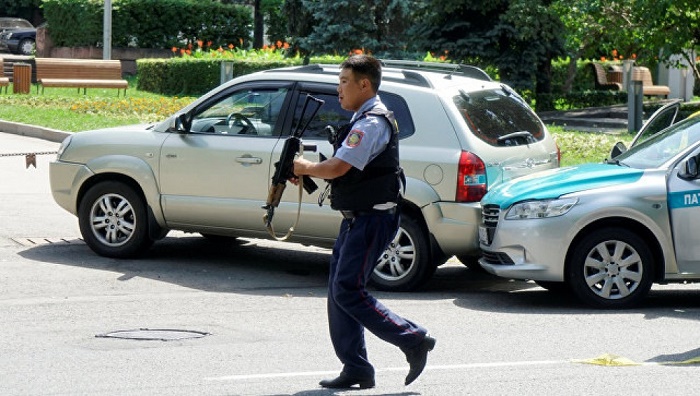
0,80,634,167
549,125,633,166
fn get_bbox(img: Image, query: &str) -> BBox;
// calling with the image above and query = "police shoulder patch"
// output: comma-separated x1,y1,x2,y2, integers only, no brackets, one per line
346,129,364,147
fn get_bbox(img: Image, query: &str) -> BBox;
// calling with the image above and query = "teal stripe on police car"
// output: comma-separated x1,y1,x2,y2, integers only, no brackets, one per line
668,190,700,209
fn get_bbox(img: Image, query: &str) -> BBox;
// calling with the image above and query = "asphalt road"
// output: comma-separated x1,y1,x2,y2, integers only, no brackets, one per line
3,130,700,395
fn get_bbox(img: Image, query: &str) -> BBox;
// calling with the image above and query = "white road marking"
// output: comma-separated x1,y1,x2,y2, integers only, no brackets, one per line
204,360,567,382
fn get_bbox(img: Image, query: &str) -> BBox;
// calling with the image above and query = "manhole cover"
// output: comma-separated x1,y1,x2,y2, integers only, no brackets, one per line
96,328,210,341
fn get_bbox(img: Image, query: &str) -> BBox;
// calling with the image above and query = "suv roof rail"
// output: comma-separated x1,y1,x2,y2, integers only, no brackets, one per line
387,70,432,88
379,59,492,82
271,63,435,88
283,64,326,73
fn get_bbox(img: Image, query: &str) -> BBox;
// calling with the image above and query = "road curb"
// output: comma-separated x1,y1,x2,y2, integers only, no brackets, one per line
0,120,70,143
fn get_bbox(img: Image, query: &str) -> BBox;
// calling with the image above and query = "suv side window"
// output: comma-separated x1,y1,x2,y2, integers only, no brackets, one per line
454,88,544,146
290,85,415,140
294,90,353,140
189,84,290,137
380,92,415,139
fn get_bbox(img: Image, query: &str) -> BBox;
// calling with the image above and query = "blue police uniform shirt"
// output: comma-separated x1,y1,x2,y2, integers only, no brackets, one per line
335,96,391,171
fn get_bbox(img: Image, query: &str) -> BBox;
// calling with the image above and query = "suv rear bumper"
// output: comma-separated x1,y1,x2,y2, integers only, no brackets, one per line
423,201,481,256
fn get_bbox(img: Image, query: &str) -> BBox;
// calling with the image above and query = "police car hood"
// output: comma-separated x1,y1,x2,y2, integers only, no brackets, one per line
482,163,645,209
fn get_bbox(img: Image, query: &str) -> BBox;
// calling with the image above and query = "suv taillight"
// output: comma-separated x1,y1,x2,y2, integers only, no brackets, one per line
456,151,487,202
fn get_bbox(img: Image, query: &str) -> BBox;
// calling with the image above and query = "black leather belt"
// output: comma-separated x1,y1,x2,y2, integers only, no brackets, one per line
340,207,397,220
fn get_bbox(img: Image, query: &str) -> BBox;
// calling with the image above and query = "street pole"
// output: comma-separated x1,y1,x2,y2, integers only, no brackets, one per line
103,0,112,60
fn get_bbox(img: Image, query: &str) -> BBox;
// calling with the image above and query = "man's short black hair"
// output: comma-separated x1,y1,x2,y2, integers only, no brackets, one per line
340,54,382,92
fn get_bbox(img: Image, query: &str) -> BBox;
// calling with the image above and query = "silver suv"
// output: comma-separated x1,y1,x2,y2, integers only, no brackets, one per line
49,61,560,291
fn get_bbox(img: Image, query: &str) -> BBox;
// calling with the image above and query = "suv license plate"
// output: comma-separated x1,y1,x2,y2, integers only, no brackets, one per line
479,226,490,245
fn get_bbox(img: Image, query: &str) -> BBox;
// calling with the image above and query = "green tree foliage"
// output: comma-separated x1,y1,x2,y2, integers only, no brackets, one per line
554,0,700,91
635,0,700,80
283,0,315,61
294,0,423,57
411,0,565,110
42,0,103,47
0,0,43,25
219,0,285,48
42,0,252,49
262,0,287,45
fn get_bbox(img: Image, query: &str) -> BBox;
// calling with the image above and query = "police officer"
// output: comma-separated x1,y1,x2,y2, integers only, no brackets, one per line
292,54,435,389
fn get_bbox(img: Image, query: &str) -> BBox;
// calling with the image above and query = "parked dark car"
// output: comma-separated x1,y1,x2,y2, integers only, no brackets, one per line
0,17,35,55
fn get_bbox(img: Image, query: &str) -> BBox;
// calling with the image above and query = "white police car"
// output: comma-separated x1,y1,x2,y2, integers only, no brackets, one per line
479,103,700,308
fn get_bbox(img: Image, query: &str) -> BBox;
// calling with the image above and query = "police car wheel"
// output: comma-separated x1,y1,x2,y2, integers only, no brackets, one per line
78,181,153,258
567,227,654,309
370,215,435,292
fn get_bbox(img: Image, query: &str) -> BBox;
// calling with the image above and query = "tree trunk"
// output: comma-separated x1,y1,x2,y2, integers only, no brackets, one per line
535,56,554,112
253,0,264,49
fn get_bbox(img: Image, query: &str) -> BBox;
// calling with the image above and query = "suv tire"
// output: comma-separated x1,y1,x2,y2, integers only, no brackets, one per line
79,181,153,258
370,214,435,291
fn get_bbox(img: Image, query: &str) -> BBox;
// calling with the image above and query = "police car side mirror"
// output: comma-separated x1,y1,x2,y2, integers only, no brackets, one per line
608,141,627,161
678,155,699,180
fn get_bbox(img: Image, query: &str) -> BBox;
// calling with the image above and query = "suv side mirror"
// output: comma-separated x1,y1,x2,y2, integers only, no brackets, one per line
678,155,700,180
174,113,191,133
607,141,627,161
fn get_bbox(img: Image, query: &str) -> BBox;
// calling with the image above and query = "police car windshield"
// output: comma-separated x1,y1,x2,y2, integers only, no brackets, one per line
617,116,700,169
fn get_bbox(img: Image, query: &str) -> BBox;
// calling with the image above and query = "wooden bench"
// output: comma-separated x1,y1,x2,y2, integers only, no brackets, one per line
35,58,128,96
587,63,622,91
632,66,671,98
0,58,9,94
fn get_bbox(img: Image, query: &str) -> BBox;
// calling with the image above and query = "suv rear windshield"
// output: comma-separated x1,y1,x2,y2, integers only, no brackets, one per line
453,88,544,146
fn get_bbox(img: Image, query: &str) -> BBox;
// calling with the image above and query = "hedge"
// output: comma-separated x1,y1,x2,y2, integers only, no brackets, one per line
137,58,301,96
42,0,252,49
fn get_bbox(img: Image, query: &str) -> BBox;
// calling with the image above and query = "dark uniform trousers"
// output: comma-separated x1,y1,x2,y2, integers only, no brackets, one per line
328,210,428,379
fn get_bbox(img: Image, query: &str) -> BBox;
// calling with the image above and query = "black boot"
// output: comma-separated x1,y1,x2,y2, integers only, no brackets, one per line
403,335,436,385
319,372,375,389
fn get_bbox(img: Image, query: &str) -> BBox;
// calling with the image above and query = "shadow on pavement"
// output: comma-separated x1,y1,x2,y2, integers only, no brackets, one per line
15,232,700,322
16,232,534,303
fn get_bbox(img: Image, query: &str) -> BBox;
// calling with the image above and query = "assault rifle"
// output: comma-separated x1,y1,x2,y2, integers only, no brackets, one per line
263,94,325,230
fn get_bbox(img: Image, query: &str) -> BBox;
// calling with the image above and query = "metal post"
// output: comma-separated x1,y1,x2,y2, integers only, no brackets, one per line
103,0,112,60
628,80,643,133
622,60,635,92
220,61,233,85
625,59,639,133
634,81,643,131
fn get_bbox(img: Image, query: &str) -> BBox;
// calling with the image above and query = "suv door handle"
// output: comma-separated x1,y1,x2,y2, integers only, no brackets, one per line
236,155,263,165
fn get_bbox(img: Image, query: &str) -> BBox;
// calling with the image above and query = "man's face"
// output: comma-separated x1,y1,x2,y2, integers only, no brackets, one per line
337,68,368,112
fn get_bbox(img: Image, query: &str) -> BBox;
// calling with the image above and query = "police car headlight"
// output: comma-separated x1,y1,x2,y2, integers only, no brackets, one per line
505,198,578,220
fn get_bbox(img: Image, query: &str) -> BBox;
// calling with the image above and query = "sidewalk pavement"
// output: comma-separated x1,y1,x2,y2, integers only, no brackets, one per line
0,120,70,143
538,105,629,134
0,121,77,239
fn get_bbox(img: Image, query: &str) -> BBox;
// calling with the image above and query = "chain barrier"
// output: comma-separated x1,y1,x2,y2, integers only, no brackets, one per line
0,151,58,168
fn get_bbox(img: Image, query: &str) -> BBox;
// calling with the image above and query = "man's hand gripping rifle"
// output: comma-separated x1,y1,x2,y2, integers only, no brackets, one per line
263,95,325,235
